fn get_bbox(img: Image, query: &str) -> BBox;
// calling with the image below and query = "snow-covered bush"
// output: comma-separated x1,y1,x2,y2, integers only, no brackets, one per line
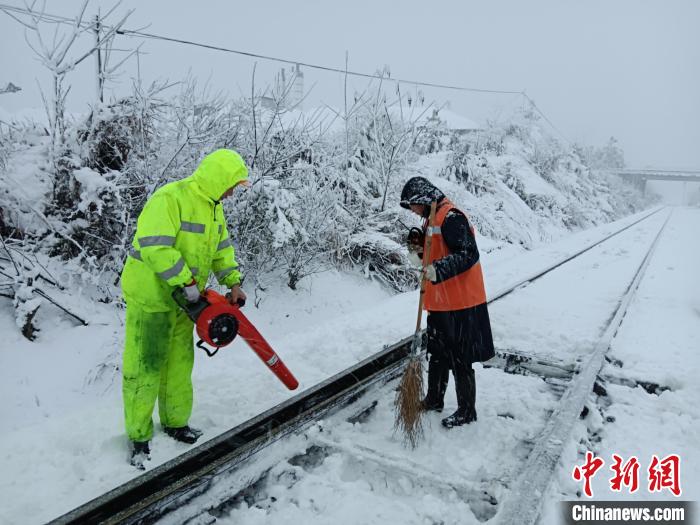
80,100,139,173
0,56,652,335
575,137,625,170
0,240,68,340
0,126,11,172
337,229,419,292
440,151,496,197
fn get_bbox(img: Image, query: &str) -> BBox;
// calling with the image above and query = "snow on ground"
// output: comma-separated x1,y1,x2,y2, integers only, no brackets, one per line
208,368,558,525
541,207,700,523
0,206,681,524
169,208,687,525
186,212,680,524
489,210,669,363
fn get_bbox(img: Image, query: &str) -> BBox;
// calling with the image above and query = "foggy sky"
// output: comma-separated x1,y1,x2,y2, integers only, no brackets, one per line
1,0,698,169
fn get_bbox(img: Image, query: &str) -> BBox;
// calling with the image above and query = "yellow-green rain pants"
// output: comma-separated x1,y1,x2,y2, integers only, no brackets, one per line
122,307,195,442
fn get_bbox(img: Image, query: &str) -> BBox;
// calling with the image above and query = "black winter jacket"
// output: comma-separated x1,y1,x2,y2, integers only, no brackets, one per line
426,202,495,364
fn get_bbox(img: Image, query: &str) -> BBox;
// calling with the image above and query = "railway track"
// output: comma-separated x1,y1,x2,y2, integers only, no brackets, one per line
50,207,669,525
496,210,672,524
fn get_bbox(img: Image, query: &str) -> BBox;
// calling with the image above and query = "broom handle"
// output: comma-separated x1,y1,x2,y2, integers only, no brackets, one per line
414,201,438,334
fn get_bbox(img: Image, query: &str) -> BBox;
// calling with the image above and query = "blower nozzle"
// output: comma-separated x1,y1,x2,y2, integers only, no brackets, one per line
172,287,299,390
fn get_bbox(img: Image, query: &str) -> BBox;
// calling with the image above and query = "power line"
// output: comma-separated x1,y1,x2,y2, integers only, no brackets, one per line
119,29,525,95
0,2,573,145
0,3,522,95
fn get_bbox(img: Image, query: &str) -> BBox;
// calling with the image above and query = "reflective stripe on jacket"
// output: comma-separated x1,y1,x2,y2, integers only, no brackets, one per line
424,200,487,312
121,149,248,312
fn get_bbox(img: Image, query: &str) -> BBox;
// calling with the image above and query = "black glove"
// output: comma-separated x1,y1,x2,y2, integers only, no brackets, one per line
407,227,425,250
225,292,246,307
406,227,425,266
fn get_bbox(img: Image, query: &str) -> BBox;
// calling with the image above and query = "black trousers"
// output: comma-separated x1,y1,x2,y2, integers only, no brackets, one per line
426,326,477,417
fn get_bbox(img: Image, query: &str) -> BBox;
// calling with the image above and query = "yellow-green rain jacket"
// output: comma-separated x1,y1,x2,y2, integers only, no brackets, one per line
121,149,248,312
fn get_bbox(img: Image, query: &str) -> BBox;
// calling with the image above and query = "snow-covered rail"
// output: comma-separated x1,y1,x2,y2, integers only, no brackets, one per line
50,338,412,524
49,207,667,525
487,206,664,303
495,210,672,525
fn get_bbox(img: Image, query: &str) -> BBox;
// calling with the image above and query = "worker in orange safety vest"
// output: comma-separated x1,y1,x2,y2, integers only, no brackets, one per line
400,176,495,427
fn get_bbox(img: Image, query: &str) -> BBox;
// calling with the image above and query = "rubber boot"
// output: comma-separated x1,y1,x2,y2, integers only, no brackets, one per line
441,409,476,428
163,425,203,444
129,441,151,470
422,354,449,412
442,360,477,428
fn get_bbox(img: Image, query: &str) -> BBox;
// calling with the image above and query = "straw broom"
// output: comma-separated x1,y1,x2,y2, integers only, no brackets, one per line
394,201,437,448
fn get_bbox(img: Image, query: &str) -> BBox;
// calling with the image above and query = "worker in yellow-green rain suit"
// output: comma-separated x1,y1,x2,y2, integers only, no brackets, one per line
120,149,249,469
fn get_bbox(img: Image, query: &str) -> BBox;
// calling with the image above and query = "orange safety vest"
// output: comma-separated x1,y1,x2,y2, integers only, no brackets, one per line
423,200,487,312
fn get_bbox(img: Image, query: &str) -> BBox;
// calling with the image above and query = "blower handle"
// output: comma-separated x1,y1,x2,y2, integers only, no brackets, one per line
172,287,209,323
196,339,220,357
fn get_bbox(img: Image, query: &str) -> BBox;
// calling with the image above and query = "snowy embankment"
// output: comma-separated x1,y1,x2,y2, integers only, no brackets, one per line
0,206,680,524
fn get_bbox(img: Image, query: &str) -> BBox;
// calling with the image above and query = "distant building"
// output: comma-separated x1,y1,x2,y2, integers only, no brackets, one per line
387,103,481,135
259,95,277,111
275,64,304,110
0,82,22,94
423,106,481,135
258,65,304,111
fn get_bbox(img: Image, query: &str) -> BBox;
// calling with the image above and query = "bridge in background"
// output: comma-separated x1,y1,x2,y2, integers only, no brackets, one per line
607,169,700,194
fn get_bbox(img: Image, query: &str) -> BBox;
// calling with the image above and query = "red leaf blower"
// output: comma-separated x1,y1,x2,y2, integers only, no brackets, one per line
173,288,299,390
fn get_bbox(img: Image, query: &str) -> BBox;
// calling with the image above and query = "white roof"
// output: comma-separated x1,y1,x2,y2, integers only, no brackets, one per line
428,107,481,131
382,104,480,131
279,106,344,134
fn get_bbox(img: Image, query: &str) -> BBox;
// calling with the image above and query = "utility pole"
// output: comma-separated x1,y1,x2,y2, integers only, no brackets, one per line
94,14,104,103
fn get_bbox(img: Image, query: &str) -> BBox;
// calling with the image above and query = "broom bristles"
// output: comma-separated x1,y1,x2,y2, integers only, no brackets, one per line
394,356,425,448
